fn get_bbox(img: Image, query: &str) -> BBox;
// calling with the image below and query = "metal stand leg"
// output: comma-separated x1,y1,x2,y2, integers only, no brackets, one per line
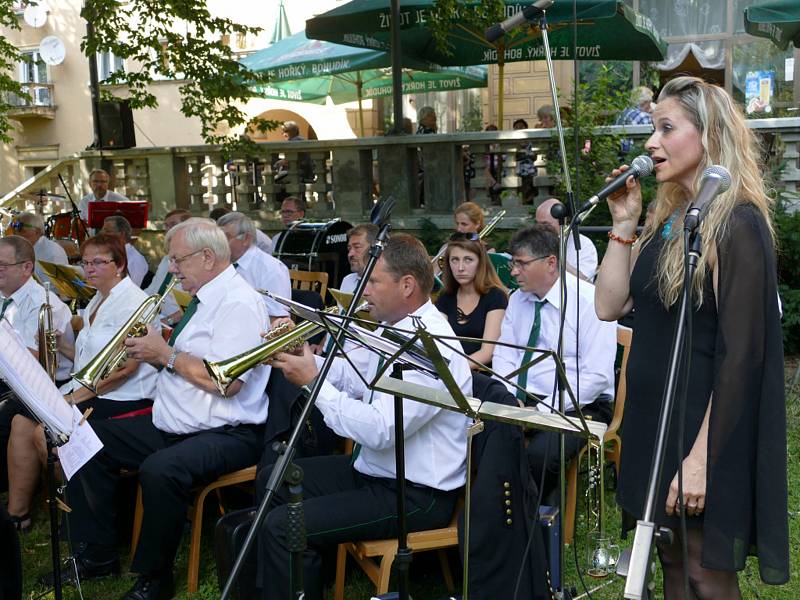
46,435,63,600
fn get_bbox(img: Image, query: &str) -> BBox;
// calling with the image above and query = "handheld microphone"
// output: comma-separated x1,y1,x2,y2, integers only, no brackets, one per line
577,155,654,213
683,166,731,232
485,0,554,43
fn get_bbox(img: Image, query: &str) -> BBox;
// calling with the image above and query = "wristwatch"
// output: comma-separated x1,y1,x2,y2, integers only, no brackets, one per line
166,349,180,374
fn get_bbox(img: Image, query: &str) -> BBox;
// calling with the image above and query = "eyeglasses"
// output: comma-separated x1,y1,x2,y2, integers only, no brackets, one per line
510,255,551,270
168,248,205,265
79,258,115,268
450,232,480,242
0,260,27,269
8,222,35,232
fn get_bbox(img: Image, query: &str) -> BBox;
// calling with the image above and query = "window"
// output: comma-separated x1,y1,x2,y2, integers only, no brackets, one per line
96,51,124,81
17,50,51,106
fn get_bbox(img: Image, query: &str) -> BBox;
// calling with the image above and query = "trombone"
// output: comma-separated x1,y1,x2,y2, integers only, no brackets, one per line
205,302,368,397
431,209,507,273
38,282,59,382
71,278,179,393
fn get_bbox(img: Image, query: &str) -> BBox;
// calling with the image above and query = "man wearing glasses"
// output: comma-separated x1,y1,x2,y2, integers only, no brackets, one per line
492,223,616,498
52,218,271,600
78,168,129,222
8,212,70,286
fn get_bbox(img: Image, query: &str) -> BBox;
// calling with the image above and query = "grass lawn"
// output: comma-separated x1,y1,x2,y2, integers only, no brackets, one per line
12,359,800,599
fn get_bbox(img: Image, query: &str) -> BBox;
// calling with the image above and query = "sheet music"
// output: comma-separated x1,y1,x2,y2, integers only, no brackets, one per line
59,406,103,481
0,320,73,441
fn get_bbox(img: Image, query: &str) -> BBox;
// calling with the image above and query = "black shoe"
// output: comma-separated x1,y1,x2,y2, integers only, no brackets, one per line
39,543,120,587
120,573,175,600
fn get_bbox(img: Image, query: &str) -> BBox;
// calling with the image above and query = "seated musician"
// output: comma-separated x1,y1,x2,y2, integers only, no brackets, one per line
209,206,273,255
101,215,149,287
216,211,291,324
339,223,378,293
492,224,616,497
78,168,129,222
535,198,599,281
8,212,70,285
259,234,472,600
435,233,507,370
434,202,493,278
142,209,191,326
47,218,270,600
0,236,74,531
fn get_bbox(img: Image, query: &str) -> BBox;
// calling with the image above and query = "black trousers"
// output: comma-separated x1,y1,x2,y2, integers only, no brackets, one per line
258,454,460,600
64,414,263,575
526,397,613,498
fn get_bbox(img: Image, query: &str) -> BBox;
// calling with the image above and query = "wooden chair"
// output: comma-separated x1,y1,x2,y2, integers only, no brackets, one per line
564,325,632,545
333,500,461,600
289,270,328,301
129,465,257,593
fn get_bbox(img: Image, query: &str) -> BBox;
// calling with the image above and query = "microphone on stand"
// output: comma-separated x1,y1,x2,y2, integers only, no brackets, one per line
683,166,731,233
577,155,654,214
485,0,554,42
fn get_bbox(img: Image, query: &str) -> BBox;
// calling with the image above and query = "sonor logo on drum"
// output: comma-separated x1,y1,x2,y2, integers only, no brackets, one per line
326,233,347,245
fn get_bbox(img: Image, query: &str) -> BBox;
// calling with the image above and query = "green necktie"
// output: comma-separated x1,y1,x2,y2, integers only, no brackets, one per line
232,262,239,269
0,298,11,320
516,300,545,403
168,296,199,347
351,355,385,465
156,272,174,296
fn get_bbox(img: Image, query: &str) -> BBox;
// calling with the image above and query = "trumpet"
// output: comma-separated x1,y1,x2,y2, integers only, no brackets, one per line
432,209,507,272
204,303,368,397
38,282,59,382
71,278,179,393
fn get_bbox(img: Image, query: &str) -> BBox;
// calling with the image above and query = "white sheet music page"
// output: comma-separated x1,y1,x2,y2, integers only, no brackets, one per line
0,320,73,440
59,406,103,481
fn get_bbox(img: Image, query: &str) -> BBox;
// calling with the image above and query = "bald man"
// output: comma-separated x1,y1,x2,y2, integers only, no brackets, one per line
535,198,598,281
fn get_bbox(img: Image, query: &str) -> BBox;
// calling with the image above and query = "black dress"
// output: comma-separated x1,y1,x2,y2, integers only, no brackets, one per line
619,203,789,583
435,287,508,355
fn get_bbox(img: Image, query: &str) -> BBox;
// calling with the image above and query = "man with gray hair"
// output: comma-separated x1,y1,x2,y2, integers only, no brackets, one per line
53,218,271,599
617,86,654,154
217,212,291,323
340,223,379,293
102,215,148,287
9,212,70,285
78,168,129,222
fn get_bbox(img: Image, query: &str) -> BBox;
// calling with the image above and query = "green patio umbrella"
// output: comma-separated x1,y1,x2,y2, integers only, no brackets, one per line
744,1,800,50
241,31,487,135
306,0,667,122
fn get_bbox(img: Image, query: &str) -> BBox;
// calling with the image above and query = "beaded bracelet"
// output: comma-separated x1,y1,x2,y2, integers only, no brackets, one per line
607,231,638,246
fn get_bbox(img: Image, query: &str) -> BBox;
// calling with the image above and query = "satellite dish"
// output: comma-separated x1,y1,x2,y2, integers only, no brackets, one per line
23,4,48,28
39,36,66,66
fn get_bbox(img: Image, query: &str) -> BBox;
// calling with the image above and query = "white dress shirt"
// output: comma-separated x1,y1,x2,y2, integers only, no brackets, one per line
143,256,179,317
339,272,360,294
33,236,70,286
493,274,616,411
125,243,148,287
565,233,599,281
316,300,472,491
234,245,291,317
78,190,130,221
60,277,158,401
255,229,274,255
2,276,75,382
153,266,270,434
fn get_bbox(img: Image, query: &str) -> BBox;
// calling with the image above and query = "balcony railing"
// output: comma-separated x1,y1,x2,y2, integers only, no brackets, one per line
5,83,55,119
2,119,799,237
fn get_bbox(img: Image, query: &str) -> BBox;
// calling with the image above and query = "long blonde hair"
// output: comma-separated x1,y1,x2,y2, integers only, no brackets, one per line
639,76,774,307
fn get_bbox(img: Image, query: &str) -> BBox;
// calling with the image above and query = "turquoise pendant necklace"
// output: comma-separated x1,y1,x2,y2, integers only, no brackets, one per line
661,209,681,239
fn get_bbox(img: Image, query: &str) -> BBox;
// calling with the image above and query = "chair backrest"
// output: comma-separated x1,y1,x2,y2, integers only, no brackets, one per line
289,270,328,302
607,326,632,436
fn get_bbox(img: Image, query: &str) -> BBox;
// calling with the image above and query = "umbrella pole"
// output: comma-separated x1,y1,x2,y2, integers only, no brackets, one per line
497,46,505,126
390,0,404,135
357,75,366,137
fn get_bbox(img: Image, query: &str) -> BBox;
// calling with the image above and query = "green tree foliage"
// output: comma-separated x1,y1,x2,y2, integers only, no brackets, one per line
428,0,506,56
0,0,30,143
81,0,276,151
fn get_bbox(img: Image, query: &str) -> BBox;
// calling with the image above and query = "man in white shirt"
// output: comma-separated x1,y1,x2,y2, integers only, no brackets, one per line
217,211,291,323
259,234,472,599
209,205,273,254
143,208,191,325
55,219,271,600
10,212,70,285
101,215,149,287
536,198,599,281
78,168,129,222
493,223,616,497
0,236,74,516
339,223,378,294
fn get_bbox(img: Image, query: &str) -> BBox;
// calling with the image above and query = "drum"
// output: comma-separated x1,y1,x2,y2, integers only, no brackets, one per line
273,219,352,289
488,252,518,291
45,212,88,243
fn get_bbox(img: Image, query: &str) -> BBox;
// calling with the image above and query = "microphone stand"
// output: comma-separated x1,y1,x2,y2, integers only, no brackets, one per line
619,224,701,599
220,198,394,600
